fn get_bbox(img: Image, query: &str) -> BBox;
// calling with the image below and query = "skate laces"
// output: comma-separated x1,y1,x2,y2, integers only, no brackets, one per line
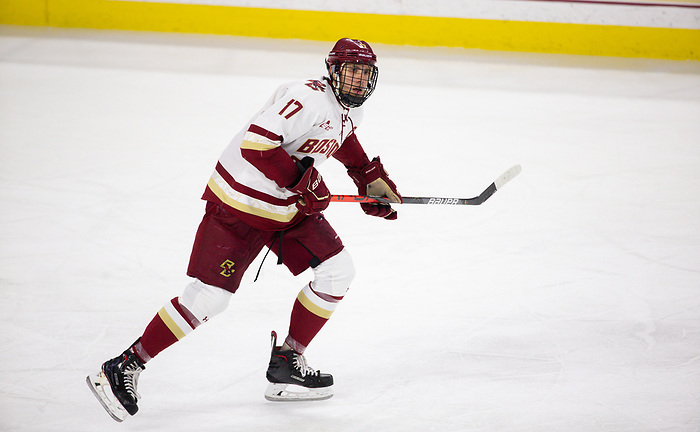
121,356,144,400
292,353,319,378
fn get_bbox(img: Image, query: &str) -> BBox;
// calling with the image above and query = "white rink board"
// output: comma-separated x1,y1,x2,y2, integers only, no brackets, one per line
113,0,700,29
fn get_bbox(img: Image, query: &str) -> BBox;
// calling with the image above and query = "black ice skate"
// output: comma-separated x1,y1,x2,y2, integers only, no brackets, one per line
86,348,145,422
265,331,334,401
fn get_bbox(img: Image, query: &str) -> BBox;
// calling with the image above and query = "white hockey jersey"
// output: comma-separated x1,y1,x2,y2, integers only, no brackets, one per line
202,76,368,231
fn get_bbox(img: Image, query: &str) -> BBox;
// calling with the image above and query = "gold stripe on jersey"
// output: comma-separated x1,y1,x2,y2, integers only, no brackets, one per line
297,285,336,320
207,172,298,223
240,131,280,152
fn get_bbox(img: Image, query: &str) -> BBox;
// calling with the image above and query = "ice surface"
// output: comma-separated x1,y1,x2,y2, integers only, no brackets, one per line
1,26,699,432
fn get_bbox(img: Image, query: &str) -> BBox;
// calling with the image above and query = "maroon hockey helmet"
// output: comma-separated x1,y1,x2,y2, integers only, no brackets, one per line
325,38,379,108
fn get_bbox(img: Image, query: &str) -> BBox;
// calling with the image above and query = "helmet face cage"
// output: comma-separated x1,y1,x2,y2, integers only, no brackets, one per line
328,62,378,108
325,38,379,109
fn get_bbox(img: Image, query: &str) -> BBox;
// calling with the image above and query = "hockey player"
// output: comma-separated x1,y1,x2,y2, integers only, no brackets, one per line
86,38,402,421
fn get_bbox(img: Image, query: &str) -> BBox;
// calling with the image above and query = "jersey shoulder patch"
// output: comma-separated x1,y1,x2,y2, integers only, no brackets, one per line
304,79,327,92
281,80,333,118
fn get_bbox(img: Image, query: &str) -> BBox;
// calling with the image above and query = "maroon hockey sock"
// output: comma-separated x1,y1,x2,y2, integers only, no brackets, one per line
133,297,201,362
286,284,342,353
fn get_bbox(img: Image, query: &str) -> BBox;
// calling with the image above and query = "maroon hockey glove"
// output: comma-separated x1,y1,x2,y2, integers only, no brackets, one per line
347,157,402,220
288,157,331,215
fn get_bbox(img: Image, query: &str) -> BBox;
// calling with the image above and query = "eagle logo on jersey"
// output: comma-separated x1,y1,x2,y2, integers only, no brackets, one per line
305,80,326,92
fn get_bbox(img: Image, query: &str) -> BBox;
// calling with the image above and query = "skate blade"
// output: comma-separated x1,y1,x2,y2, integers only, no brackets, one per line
264,383,333,402
86,372,128,422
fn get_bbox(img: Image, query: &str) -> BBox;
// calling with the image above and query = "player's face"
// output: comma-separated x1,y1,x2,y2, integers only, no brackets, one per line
337,63,374,97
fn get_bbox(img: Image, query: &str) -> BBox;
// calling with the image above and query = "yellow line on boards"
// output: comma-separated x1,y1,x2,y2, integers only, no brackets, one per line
1,0,698,60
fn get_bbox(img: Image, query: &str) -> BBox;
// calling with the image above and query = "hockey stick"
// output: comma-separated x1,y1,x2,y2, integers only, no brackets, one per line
331,164,521,206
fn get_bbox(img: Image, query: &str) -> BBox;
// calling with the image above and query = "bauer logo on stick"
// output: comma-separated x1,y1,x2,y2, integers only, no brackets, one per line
427,198,459,205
